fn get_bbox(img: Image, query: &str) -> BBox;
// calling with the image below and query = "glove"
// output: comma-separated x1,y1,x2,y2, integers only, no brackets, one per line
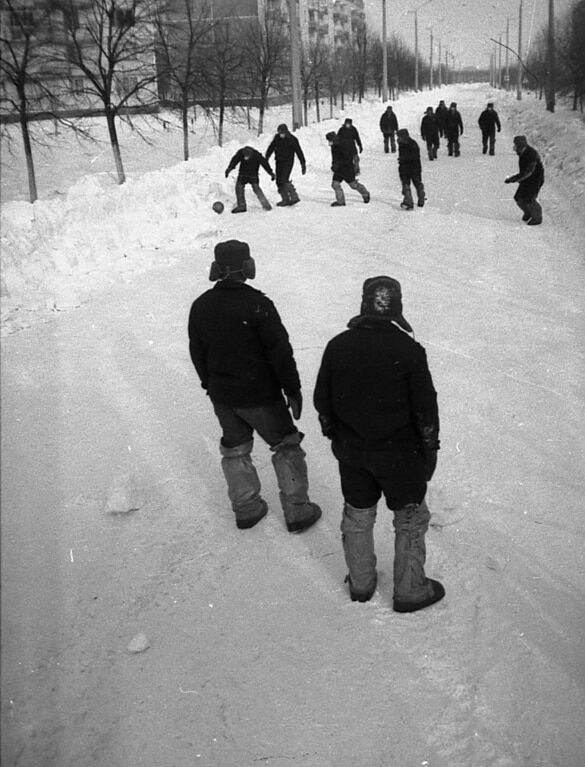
359,147,363,153
301,166,306,176
318,413,336,439
225,170,229,178
287,392,302,420
271,173,276,181
424,449,438,481
505,175,518,184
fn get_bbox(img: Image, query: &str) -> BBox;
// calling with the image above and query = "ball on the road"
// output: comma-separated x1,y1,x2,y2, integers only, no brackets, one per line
212,201,224,214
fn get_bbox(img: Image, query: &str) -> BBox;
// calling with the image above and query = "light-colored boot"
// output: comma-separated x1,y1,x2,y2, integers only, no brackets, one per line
392,499,445,612
271,433,322,533
220,440,267,529
341,502,378,601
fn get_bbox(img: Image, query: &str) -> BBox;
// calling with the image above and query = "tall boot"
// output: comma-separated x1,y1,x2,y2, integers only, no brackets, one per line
276,183,291,207
232,181,247,213
331,180,346,206
400,181,414,209
349,180,370,203
270,433,322,533
341,502,378,602
286,181,300,205
392,499,445,612
220,440,268,529
252,182,272,210
526,198,543,225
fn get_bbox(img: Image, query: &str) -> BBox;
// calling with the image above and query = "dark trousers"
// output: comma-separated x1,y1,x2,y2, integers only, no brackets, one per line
212,398,295,449
235,179,271,210
445,130,460,156
399,171,425,208
382,132,396,153
481,129,496,155
425,137,439,160
514,190,543,224
275,160,299,204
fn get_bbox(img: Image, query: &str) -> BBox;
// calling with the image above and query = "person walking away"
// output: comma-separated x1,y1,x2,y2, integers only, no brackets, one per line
326,131,370,207
396,129,425,209
313,276,444,611
225,146,275,213
435,99,449,141
337,118,363,176
505,135,544,225
265,123,306,207
188,240,322,532
420,107,440,161
478,102,501,155
444,102,464,157
379,105,399,154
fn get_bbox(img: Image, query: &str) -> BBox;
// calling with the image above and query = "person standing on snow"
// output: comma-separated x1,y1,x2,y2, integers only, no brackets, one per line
265,123,306,207
478,102,501,155
225,146,275,213
379,105,399,154
435,99,449,140
505,135,545,226
420,106,440,161
188,240,322,532
313,276,444,611
326,131,370,207
396,129,425,209
337,117,363,176
444,102,464,157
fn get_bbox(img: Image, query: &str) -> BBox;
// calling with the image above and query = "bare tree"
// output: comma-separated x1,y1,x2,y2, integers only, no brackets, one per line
241,9,288,135
1,0,61,201
153,0,214,160
300,40,328,124
58,0,160,184
556,0,585,110
200,18,244,146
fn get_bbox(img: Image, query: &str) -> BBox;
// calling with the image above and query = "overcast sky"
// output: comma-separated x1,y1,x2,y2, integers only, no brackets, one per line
363,0,575,69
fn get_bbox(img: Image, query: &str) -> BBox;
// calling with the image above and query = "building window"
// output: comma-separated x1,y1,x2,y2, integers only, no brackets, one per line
71,77,85,95
9,8,34,38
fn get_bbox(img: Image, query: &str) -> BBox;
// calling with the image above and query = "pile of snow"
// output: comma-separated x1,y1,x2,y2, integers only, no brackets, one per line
1,84,584,333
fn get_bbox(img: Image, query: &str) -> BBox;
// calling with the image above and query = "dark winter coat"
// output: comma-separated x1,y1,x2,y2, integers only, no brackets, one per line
435,103,449,133
337,124,363,153
420,113,440,142
188,280,301,408
444,108,463,137
478,108,501,135
265,133,306,170
397,136,422,179
313,315,439,507
225,147,273,184
379,109,398,134
330,136,356,182
511,145,545,199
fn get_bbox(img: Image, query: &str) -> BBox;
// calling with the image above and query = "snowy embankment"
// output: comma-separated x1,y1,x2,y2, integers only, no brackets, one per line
1,84,584,333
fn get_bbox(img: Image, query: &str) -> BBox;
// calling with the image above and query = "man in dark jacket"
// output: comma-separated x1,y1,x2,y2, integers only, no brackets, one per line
444,102,464,157
379,105,399,153
420,106,440,160
225,146,275,213
396,129,425,209
435,99,449,139
505,135,545,225
188,240,322,532
478,102,501,155
337,118,363,175
313,276,444,612
326,131,370,207
265,123,306,206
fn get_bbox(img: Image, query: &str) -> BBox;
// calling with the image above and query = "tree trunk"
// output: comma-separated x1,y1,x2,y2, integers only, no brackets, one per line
105,110,126,184
218,95,225,147
182,96,190,161
19,107,38,203
315,79,320,122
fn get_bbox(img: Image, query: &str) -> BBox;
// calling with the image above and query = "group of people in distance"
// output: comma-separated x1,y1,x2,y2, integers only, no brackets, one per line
223,99,544,225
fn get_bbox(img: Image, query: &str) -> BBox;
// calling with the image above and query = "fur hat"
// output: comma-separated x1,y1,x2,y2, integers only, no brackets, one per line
326,131,337,142
277,123,289,133
360,276,413,333
450,102,457,108
396,128,409,140
513,135,528,148
210,240,255,281
487,102,494,107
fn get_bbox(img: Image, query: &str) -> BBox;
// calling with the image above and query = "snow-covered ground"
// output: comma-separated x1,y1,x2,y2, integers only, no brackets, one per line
1,84,584,767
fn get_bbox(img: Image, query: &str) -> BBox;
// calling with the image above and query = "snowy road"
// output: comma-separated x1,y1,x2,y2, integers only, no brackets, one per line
2,86,585,767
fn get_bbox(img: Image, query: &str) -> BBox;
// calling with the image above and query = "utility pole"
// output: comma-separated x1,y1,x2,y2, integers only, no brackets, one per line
382,0,388,101
288,0,303,128
517,0,523,100
545,0,555,111
438,39,442,87
498,34,502,87
505,17,510,90
414,10,419,90
429,29,433,90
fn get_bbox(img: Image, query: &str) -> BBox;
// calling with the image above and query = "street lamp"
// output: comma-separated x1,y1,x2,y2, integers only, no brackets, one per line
407,0,433,92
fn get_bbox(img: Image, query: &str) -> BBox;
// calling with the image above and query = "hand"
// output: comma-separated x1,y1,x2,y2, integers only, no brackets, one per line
287,392,303,420
301,166,306,176
318,414,336,439
504,176,513,184
225,170,229,178
424,449,438,481
359,147,363,153
271,173,276,181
